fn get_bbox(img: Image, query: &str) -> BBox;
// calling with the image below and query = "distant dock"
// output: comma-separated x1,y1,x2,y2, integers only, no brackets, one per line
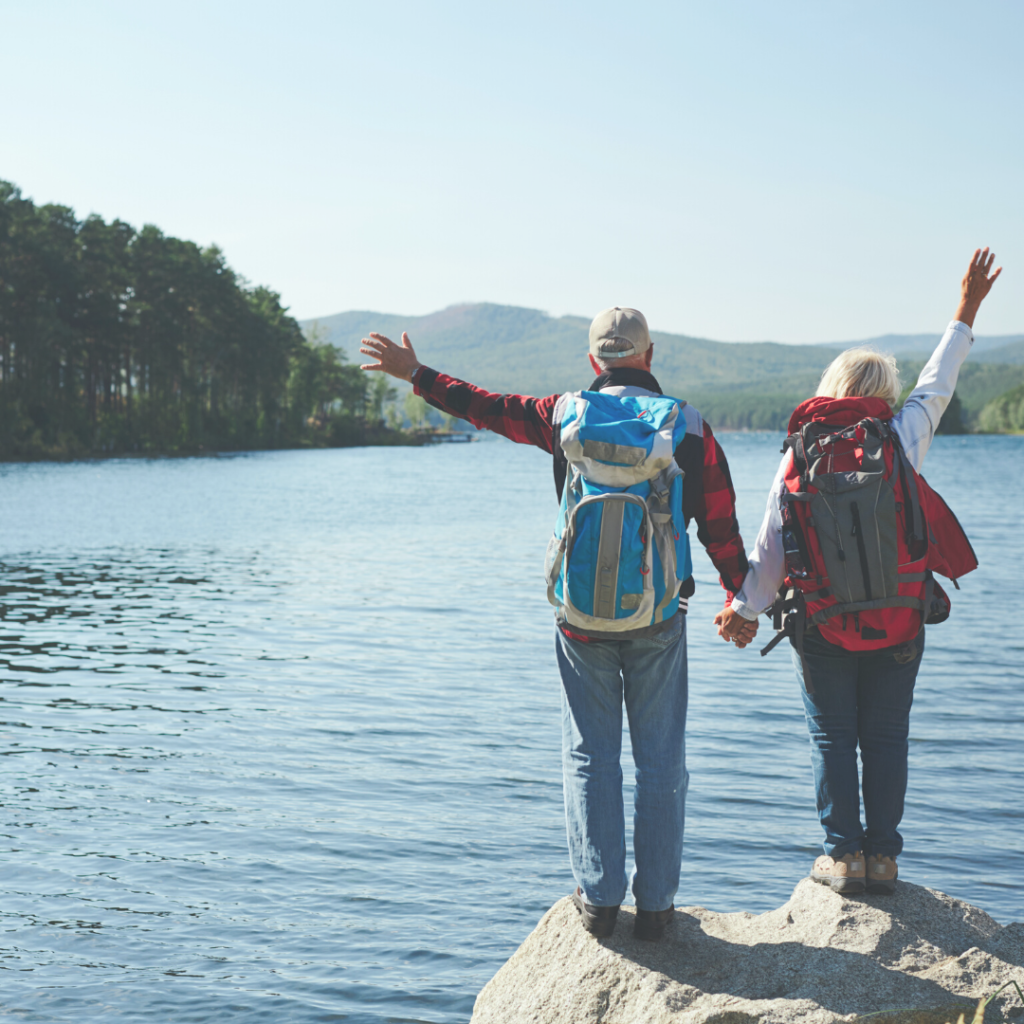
412,429,479,444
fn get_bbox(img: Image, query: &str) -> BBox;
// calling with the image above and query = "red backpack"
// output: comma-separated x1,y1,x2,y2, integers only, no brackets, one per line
761,397,977,686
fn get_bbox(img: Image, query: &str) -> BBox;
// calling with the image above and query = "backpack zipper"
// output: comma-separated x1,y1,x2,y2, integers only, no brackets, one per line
850,501,873,601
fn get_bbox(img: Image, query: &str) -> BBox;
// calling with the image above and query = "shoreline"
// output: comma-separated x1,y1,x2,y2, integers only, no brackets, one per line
0,430,492,464
2,428,1018,463
0,431,430,465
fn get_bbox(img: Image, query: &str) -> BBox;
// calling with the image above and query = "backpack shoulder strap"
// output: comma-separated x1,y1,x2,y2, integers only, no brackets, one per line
781,431,804,469
889,430,925,545
551,391,583,501
782,428,813,491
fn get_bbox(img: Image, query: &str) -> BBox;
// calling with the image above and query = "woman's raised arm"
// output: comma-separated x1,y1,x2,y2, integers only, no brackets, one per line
893,248,1002,470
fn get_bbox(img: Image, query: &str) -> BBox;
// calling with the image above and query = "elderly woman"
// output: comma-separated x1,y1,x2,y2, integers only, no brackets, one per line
716,249,1002,895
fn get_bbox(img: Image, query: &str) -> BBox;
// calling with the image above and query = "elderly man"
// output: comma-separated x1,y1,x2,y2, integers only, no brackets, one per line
360,308,754,941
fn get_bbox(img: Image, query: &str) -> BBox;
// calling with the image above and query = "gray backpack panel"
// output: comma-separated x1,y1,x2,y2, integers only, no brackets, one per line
809,476,899,604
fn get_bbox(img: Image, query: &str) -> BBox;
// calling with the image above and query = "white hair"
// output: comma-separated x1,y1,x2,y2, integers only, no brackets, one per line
816,347,902,408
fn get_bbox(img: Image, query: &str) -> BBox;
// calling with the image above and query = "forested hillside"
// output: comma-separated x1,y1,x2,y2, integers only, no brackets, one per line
309,304,1024,431
0,180,405,458
821,333,1024,361
979,383,1024,433
312,303,836,399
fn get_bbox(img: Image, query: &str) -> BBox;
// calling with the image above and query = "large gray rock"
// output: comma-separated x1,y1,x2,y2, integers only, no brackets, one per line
472,880,1024,1024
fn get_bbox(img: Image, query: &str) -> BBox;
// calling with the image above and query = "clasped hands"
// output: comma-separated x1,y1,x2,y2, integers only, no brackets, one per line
713,606,759,649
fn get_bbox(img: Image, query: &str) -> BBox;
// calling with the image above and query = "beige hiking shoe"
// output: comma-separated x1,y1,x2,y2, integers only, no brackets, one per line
866,855,898,894
811,851,866,894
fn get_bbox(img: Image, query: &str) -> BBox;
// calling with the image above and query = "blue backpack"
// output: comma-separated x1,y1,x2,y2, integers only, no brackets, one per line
544,390,692,633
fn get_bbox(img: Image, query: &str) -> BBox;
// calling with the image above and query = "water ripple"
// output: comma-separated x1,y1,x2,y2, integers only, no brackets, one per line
0,438,1020,1021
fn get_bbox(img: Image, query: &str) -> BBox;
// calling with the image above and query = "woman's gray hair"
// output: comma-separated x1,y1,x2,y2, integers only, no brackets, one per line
816,347,902,408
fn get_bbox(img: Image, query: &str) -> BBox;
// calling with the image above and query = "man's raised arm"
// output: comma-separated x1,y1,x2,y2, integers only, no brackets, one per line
360,332,559,452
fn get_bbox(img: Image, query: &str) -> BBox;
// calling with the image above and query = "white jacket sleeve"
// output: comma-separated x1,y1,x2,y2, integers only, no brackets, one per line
891,320,974,471
729,452,790,620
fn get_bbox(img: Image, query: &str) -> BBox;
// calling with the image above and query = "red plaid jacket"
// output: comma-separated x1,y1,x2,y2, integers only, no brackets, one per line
412,364,748,600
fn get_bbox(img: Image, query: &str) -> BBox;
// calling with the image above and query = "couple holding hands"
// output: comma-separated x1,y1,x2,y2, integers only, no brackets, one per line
359,249,1000,941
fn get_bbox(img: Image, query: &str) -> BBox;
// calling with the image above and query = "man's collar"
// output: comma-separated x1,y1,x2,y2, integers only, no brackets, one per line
588,366,663,394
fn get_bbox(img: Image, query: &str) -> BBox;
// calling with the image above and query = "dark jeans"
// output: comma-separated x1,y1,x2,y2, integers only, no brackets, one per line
791,627,925,860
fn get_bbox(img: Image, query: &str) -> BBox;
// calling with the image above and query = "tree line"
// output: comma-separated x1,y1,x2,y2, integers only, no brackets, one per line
0,180,407,459
689,388,967,434
979,383,1024,433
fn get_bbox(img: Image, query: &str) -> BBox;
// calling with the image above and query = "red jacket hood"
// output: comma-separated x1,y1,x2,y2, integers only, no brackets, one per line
788,396,894,435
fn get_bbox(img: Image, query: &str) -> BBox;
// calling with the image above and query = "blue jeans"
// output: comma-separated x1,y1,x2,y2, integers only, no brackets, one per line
554,614,688,912
792,628,925,860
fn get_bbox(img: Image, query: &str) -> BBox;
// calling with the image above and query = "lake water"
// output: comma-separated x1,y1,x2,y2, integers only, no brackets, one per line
0,434,1021,1022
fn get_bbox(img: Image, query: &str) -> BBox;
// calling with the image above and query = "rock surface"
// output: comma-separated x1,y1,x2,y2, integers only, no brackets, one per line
471,880,1024,1024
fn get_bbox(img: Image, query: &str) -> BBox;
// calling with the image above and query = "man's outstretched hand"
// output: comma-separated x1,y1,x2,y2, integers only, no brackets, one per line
955,248,1002,329
714,607,759,649
359,332,422,382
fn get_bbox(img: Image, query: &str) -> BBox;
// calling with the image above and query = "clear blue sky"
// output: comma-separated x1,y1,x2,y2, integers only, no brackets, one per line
3,0,1021,342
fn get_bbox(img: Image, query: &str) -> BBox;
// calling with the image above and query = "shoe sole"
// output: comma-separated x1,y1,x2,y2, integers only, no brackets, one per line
634,924,669,942
865,876,897,895
811,872,866,895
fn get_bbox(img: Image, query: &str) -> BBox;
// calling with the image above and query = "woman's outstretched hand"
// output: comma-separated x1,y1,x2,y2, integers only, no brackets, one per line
955,248,1002,329
359,332,422,382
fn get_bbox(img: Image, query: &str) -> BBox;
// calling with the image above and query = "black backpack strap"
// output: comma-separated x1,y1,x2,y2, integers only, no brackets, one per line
760,620,790,656
552,418,568,502
890,432,925,545
760,588,813,694
781,432,802,466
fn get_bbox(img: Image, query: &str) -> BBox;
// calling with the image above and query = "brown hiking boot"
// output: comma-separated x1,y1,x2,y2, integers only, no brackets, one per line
811,851,866,894
866,855,898,894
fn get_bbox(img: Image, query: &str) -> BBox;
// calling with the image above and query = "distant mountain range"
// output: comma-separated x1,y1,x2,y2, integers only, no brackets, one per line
303,303,1024,429
821,333,1024,363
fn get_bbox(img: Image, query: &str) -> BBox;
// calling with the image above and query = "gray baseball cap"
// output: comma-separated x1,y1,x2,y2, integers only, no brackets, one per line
589,307,651,361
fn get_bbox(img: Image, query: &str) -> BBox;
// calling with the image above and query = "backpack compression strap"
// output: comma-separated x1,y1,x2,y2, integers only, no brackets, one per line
760,587,813,694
